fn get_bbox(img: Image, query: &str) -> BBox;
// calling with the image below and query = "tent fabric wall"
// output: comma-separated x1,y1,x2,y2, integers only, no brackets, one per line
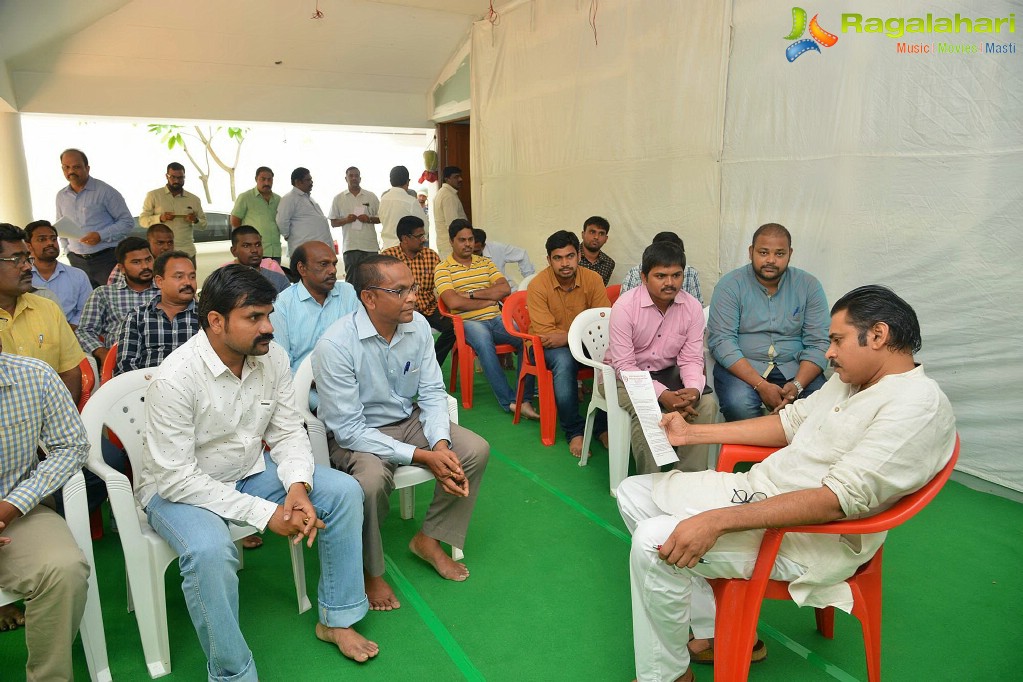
469,0,1023,492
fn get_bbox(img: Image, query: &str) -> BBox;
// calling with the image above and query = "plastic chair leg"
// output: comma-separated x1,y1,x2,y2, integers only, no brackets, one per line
399,487,416,520
459,349,475,408
815,606,835,639
852,573,885,682
289,542,312,614
537,371,557,446
130,556,173,677
90,506,104,541
607,409,632,496
579,404,598,467
448,349,459,393
709,580,765,682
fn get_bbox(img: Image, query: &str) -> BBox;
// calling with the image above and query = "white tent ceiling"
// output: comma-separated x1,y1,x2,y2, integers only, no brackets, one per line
0,0,485,126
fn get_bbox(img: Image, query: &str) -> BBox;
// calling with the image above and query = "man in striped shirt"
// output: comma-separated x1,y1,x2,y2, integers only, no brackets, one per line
434,220,538,418
0,342,90,680
114,250,199,375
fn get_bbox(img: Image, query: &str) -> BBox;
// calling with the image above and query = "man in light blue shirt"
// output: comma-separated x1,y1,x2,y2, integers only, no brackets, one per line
26,220,92,326
55,148,134,287
269,240,357,373
276,167,332,262
708,223,829,421
312,254,489,612
472,228,535,291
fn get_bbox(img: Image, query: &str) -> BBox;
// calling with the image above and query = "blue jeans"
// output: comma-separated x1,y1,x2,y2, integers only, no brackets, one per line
713,364,825,422
146,453,368,682
544,346,587,440
462,316,534,410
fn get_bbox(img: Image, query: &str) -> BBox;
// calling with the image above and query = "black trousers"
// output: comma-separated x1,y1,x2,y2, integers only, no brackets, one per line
68,248,117,288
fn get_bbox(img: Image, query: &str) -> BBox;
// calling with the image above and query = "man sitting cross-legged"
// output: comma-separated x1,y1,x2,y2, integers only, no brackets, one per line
526,230,610,457
617,285,956,682
313,255,490,611
135,264,376,679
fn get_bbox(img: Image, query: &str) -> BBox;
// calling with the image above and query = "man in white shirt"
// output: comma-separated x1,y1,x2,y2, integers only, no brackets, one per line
136,264,378,679
430,166,468,261
276,167,332,262
471,228,535,291
328,166,380,277
378,165,427,250
616,285,956,682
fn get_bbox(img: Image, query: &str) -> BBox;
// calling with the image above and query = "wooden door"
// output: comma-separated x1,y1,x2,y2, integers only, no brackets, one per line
437,119,471,223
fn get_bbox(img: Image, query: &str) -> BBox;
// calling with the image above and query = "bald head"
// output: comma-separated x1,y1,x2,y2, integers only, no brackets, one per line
294,240,338,301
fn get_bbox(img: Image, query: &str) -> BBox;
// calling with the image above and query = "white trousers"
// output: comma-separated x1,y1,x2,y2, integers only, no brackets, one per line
616,474,806,682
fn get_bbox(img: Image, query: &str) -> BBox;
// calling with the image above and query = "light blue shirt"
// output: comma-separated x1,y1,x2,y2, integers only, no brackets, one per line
31,262,93,325
312,307,451,465
708,264,829,378
269,280,358,373
55,176,134,255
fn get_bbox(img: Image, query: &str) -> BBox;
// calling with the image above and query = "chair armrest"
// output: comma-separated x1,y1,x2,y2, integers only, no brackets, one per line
304,414,331,469
716,444,779,473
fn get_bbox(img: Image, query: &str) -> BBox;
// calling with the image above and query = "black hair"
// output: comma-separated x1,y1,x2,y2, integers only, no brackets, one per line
255,166,273,178
471,228,487,245
651,231,683,251
230,225,261,247
167,162,185,173
751,223,792,247
583,216,610,233
115,236,152,264
831,285,922,354
198,264,277,330
396,215,426,240
448,218,473,241
0,223,27,247
350,254,402,298
641,242,686,276
60,148,89,166
147,223,173,237
25,220,55,240
389,165,410,187
154,250,192,278
291,167,310,184
545,230,580,255
443,166,461,181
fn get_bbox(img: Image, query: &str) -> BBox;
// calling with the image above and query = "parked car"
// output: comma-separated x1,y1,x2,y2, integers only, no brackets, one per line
128,212,232,285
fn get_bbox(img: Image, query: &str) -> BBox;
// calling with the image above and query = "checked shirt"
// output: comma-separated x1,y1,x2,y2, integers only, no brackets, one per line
114,295,200,375
381,245,442,316
75,280,159,354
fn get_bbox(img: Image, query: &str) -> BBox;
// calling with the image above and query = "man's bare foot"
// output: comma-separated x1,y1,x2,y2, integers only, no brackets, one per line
365,573,401,611
315,622,379,663
688,637,712,655
409,531,469,581
598,431,609,449
241,534,263,550
569,435,586,459
518,401,540,421
0,605,25,631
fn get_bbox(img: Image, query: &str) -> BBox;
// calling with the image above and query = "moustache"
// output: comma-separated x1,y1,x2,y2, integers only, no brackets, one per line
139,270,153,278
255,334,274,344
179,286,195,294
829,360,840,368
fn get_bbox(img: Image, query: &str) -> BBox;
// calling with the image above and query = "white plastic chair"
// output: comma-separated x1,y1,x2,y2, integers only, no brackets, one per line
0,470,111,682
82,369,310,679
567,307,632,496
516,272,536,291
293,355,464,560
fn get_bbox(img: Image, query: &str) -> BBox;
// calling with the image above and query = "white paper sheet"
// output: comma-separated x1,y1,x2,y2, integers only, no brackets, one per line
53,215,85,239
620,371,678,467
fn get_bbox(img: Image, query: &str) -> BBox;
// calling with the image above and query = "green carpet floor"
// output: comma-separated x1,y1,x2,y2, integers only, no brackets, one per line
3,367,1022,681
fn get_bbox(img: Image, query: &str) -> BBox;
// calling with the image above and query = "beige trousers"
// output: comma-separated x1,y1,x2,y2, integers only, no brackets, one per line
0,503,89,682
328,408,489,576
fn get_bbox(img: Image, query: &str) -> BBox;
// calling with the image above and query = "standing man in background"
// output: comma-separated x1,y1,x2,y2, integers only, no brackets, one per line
277,167,332,262
329,167,380,277
55,148,134,287
140,162,208,261
231,167,282,262
378,166,427,250
430,166,468,261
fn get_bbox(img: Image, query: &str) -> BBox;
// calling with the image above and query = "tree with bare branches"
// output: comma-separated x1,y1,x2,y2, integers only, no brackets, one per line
147,124,248,203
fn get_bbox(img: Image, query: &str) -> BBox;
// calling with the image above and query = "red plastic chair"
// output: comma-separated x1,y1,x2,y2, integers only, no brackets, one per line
606,284,621,305
707,435,960,682
101,342,117,383
501,292,594,446
436,297,516,409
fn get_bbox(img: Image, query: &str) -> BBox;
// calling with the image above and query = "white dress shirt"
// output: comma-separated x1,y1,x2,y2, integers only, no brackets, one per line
276,187,332,256
328,189,381,253
483,241,535,291
378,187,427,250
136,331,315,530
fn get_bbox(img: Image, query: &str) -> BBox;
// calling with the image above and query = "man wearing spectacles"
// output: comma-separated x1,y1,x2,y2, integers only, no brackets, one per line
55,148,135,287
381,215,456,365
313,255,489,612
139,162,208,259
0,223,86,403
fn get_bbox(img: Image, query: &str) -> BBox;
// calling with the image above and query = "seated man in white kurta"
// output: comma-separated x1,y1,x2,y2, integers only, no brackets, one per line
616,285,956,682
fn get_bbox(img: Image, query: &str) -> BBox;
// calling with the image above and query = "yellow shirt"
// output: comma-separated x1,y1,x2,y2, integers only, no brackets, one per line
434,255,504,321
0,293,86,373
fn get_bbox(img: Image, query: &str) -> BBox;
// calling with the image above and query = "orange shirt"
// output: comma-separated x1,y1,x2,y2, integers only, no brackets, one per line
527,266,610,335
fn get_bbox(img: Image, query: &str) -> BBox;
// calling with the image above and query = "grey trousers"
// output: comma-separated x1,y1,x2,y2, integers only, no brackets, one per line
0,503,90,682
328,408,489,576
614,380,719,475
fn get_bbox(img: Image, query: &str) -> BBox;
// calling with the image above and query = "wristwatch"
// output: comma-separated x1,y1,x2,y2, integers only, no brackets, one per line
791,379,804,396
468,290,475,300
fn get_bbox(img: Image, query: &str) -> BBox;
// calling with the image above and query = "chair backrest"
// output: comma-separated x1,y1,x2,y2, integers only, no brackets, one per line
567,307,613,371
606,284,621,305
502,291,530,339
80,369,155,483
517,273,536,291
78,357,96,411
101,341,118,383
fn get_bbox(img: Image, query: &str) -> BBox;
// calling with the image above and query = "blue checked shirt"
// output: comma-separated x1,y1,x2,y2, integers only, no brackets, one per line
0,353,89,514
620,264,703,304
75,280,159,354
114,295,200,375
